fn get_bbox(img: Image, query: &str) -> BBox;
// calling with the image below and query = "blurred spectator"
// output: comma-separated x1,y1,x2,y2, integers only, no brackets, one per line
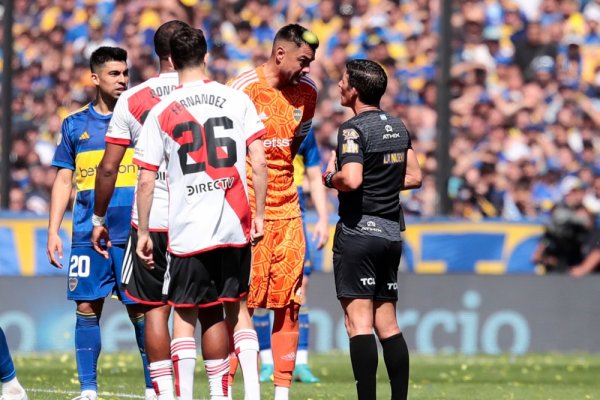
0,0,597,226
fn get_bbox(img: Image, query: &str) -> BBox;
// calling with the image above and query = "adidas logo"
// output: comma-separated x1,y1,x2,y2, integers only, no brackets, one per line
79,132,90,140
259,111,268,121
280,352,296,361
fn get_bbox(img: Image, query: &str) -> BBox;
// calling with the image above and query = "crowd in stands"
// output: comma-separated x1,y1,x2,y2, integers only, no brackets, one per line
1,0,599,223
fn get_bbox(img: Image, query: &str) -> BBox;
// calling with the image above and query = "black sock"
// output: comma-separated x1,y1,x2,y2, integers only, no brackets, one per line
349,334,378,400
380,332,410,400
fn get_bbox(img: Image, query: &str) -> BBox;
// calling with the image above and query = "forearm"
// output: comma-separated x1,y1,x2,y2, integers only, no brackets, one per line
307,167,328,220
136,171,156,233
578,249,600,273
94,165,118,217
252,163,267,218
48,176,73,234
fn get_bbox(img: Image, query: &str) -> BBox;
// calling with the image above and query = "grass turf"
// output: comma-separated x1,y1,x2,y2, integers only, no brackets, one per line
12,352,600,399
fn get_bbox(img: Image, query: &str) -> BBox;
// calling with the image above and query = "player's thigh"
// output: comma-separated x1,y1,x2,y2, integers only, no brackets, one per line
373,300,401,339
108,245,138,305
270,218,305,302
122,229,169,305
211,244,252,301
373,239,402,302
66,247,115,301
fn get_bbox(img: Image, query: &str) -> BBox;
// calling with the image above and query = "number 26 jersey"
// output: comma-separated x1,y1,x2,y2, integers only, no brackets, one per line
134,80,265,256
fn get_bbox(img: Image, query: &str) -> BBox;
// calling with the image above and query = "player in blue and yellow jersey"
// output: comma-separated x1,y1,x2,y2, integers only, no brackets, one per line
46,47,154,400
254,129,330,384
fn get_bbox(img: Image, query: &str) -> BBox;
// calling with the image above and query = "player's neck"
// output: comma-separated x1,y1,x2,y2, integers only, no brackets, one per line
158,59,175,74
354,102,380,116
262,62,285,90
93,92,116,115
178,66,208,85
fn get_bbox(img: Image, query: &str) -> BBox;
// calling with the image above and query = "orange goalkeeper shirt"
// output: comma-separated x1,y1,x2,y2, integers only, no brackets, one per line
229,66,317,220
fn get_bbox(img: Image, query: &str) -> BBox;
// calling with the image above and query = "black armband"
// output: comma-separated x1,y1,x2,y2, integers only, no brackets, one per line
322,171,335,188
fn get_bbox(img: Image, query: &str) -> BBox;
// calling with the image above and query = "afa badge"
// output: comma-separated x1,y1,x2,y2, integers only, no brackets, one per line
343,129,359,140
69,277,78,292
293,109,302,122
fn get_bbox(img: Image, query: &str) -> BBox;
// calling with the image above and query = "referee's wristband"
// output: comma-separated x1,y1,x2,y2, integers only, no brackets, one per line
322,171,335,189
91,214,106,227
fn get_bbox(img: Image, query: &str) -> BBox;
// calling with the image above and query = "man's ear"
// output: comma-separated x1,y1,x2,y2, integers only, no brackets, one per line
90,72,100,86
275,45,286,63
168,56,178,70
204,53,209,65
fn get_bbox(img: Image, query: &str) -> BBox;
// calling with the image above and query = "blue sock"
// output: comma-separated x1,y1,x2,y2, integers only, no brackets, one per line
130,314,152,389
75,312,101,392
298,308,310,353
0,327,17,383
253,312,271,352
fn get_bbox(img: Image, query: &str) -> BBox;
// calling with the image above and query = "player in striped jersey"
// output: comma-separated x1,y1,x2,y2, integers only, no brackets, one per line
47,47,153,400
134,26,267,400
228,24,319,400
90,20,188,400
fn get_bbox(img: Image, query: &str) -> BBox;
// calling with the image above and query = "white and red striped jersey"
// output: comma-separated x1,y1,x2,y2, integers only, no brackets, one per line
134,79,265,256
106,72,178,231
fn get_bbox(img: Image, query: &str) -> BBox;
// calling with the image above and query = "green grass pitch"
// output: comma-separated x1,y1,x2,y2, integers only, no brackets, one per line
12,352,600,399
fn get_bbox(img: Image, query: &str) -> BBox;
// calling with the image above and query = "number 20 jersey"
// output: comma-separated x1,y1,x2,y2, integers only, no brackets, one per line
134,80,265,256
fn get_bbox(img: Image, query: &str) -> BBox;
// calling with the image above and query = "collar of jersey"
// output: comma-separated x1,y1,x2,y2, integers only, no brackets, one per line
176,79,212,90
88,102,113,120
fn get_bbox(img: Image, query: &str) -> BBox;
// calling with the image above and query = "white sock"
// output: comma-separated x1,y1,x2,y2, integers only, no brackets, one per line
204,357,230,400
259,349,273,366
234,329,260,400
295,349,308,366
273,385,289,400
149,360,175,400
227,385,233,400
171,337,197,400
80,390,98,400
2,377,25,396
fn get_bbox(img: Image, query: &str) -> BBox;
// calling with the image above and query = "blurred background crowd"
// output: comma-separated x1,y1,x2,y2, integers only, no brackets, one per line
0,0,599,224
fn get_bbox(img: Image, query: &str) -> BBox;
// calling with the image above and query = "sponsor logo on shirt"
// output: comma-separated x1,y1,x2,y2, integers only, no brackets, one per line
342,139,358,154
342,129,359,140
79,131,90,141
263,138,292,148
187,177,235,196
383,152,405,164
361,220,383,233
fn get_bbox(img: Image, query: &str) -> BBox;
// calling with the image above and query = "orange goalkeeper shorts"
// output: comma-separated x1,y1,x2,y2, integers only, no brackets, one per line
247,217,305,309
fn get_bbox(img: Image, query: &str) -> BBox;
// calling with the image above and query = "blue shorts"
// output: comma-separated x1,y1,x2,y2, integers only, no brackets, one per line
66,245,134,304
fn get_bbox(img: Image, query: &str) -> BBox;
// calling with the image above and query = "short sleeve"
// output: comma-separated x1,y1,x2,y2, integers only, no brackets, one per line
336,123,364,168
106,94,132,146
51,118,76,170
243,93,266,145
134,110,164,171
300,130,320,168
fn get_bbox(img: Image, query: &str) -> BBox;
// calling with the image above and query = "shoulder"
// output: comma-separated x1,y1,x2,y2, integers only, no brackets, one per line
299,75,318,94
228,69,259,91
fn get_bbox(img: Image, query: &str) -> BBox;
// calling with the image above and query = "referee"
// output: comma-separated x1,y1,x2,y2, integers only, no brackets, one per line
323,59,422,400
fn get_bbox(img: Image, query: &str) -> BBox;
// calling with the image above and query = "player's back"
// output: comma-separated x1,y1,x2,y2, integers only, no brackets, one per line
229,66,317,220
136,79,265,255
53,104,136,246
106,72,178,231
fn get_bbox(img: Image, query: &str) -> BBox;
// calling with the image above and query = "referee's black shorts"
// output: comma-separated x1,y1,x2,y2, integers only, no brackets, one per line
332,223,402,301
121,227,169,306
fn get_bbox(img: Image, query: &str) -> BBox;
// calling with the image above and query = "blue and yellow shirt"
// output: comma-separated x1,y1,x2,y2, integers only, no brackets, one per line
293,130,321,213
52,103,136,247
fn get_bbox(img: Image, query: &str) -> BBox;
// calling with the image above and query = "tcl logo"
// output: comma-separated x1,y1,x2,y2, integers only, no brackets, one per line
360,278,376,286
263,138,291,148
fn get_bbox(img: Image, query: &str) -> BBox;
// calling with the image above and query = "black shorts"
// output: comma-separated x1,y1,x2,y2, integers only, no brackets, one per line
121,228,169,306
332,223,402,301
164,244,251,308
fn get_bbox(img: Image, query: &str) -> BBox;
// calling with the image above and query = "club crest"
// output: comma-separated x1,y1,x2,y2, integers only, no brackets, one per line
69,277,78,291
293,109,302,122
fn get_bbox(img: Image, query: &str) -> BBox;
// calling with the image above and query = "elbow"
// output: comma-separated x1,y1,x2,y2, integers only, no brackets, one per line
97,161,119,178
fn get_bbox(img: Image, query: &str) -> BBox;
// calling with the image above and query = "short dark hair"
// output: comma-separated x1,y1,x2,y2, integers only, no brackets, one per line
346,59,387,105
154,20,189,59
169,26,208,70
90,46,127,73
273,24,319,52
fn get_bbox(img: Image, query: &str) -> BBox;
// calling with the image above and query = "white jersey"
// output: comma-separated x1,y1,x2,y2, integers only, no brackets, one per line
134,79,265,255
106,72,178,231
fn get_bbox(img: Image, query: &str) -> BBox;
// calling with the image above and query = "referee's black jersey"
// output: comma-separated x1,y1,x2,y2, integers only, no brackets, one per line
335,110,412,222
